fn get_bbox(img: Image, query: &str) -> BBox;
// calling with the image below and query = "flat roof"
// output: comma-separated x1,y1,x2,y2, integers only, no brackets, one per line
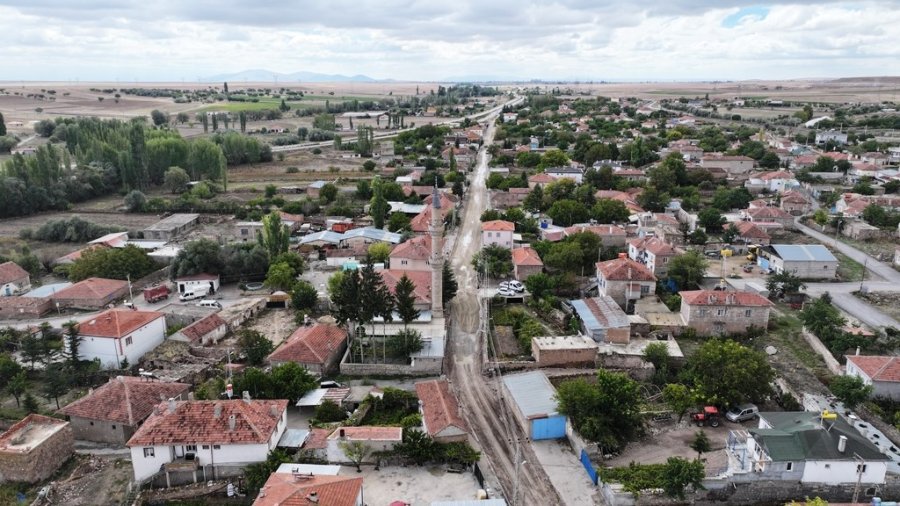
274,463,340,475
276,429,310,448
502,371,560,420
0,414,68,453
23,282,72,298
532,334,598,351
143,213,200,231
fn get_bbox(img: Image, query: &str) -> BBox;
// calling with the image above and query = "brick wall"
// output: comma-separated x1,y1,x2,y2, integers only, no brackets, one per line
533,346,597,367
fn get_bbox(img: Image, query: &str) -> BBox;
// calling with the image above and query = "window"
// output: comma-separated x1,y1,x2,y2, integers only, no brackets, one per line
716,309,726,316
112,425,116,430
824,464,830,469
89,421,94,426
785,462,793,471
125,336,133,346
640,285,650,294
143,448,155,458
202,445,210,450
186,445,197,452
241,229,248,236
745,309,752,317
699,309,709,317
857,464,867,473
213,445,221,450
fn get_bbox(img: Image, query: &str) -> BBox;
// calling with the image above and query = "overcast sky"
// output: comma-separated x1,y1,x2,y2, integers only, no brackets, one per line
1,0,899,82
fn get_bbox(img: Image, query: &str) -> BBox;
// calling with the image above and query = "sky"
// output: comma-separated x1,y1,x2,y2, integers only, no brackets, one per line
1,0,899,82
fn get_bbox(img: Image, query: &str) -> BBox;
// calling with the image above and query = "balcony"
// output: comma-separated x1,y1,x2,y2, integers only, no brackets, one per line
164,457,199,473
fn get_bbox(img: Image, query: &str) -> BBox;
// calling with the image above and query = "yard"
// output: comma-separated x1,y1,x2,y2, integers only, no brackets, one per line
602,421,731,477
345,465,484,505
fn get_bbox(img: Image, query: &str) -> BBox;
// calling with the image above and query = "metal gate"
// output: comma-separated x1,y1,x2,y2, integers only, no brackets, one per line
580,449,598,485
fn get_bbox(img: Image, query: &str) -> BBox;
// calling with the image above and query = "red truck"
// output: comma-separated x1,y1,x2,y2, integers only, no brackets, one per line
142,285,170,303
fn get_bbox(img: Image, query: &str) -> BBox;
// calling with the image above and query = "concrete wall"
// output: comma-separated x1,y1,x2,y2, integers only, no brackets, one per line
483,230,513,249
0,423,74,484
390,257,430,271
68,416,134,445
0,297,52,319
598,278,655,309
804,328,843,375
771,257,838,279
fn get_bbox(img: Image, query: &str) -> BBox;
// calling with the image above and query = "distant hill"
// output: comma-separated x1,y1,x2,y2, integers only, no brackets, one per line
203,69,378,83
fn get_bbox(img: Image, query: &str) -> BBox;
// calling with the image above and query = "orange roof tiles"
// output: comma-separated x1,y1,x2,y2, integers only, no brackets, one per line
53,277,128,301
0,261,29,285
415,380,468,437
127,399,288,446
629,236,676,256
379,270,432,305
748,206,793,220
390,235,432,262
268,324,348,366
733,221,771,240
511,247,543,267
847,356,900,383
528,173,556,184
253,473,363,506
303,428,332,450
679,290,773,307
180,314,227,343
596,257,656,282
58,376,190,425
482,220,515,232
76,309,164,339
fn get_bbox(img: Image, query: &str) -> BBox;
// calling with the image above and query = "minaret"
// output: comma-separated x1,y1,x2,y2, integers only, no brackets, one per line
429,184,444,319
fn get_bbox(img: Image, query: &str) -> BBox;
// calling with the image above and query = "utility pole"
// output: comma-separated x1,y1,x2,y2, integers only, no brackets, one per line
852,453,865,504
511,437,528,506
860,257,868,292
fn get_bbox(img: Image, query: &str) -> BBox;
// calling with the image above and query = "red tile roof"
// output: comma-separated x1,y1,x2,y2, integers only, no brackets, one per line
390,235,432,262
747,207,793,220
596,257,656,282
482,220,515,232
511,247,543,267
528,173,556,184
415,380,468,437
180,314,227,343
268,324,348,366
127,399,289,446
326,426,403,441
76,309,165,339
58,376,190,425
379,270,432,305
53,277,128,301
846,356,900,383
757,170,794,181
629,236,676,256
733,221,771,240
780,191,808,204
0,261,29,285
679,290,773,307
254,473,363,506
303,428,332,450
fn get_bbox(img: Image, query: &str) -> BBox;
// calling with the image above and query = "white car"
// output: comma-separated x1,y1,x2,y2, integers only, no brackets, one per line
508,281,525,292
497,288,516,297
498,281,510,290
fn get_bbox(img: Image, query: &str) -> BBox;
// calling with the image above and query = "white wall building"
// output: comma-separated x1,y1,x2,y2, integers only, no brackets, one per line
71,309,166,369
481,220,515,249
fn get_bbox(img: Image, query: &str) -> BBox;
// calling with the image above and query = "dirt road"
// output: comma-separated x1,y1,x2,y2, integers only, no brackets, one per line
447,112,561,505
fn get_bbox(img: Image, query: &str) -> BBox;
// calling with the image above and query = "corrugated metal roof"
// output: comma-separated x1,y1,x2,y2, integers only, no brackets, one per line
299,231,344,245
502,371,560,419
342,227,402,244
570,296,630,332
277,429,310,448
770,244,837,262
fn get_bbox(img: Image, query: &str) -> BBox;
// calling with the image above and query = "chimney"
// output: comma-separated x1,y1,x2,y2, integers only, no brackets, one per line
228,414,236,431
242,391,251,403
152,406,159,416
838,435,847,453
187,392,194,401
270,405,279,418
214,404,222,419
856,347,860,356
618,252,627,259
339,428,346,439
167,398,176,414
307,491,319,504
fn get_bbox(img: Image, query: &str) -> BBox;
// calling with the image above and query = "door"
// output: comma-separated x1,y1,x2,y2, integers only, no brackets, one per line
175,446,185,458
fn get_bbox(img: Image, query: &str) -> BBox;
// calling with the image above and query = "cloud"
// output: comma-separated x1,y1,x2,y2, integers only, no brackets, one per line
0,1,897,81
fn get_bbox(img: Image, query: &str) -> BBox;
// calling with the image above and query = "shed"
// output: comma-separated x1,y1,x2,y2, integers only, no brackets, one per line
0,414,74,483
142,213,199,241
501,371,566,440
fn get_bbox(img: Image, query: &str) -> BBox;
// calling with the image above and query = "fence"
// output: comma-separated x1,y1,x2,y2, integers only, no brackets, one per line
580,449,598,485
800,327,842,375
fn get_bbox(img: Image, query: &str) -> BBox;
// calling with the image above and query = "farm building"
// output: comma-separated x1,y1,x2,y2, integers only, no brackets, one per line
531,335,598,367
501,371,566,440
267,323,348,377
757,244,838,279
170,313,228,345
678,290,774,336
142,213,200,241
51,277,129,310
569,296,631,344
71,309,167,369
0,261,31,296
0,414,74,484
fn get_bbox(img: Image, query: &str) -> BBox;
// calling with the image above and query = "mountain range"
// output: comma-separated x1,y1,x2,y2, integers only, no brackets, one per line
203,69,378,83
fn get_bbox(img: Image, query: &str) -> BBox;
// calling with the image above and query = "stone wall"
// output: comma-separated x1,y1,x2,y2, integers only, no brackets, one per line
339,347,442,377
0,420,74,484
801,328,842,375
595,354,654,381
68,416,133,445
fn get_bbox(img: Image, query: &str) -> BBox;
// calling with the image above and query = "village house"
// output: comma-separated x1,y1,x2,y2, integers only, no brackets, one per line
127,399,289,483
89,231,130,248
637,212,683,245
482,220,515,249
779,191,812,215
743,206,796,230
815,130,848,145
170,313,229,345
325,427,403,464
531,335,598,367
0,414,74,484
757,244,838,279
267,323,348,377
527,172,557,189
414,379,469,443
234,221,263,242
595,254,657,311
628,236,677,278
544,166,584,184
569,295,631,344
306,181,328,199
563,224,628,248
51,277,129,310
842,220,882,241
253,467,363,506
71,308,167,369
510,247,542,281
58,376,190,444
142,213,200,241
726,411,887,485
175,273,220,296
389,234,432,271
844,355,900,401
0,261,30,297
730,221,772,245
700,155,755,176
678,290,773,336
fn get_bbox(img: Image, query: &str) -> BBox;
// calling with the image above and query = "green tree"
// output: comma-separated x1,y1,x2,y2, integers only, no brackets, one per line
538,148,569,169
523,185,544,212
387,328,424,358
643,342,670,385
443,262,457,306
20,334,46,370
164,166,190,193
394,274,420,327
829,375,873,408
592,198,631,223
291,280,319,311
62,320,82,370
187,139,227,188
320,183,338,203
766,270,805,296
259,212,290,259
314,399,347,422
524,272,553,299
472,245,513,279
663,383,695,422
356,180,372,199
269,362,317,400
171,239,225,278
7,370,27,407
23,392,40,413
368,242,392,264
369,178,390,229
556,370,644,451
150,109,168,126
264,262,296,291
123,190,146,212
813,209,829,228
339,440,370,472
698,208,726,232
387,212,411,232
667,250,708,289
544,241,583,273
238,329,274,366
690,430,712,460
43,364,69,409
800,295,845,339
661,457,705,499
547,199,589,227
759,151,781,169
684,339,774,406
68,245,157,282
0,111,5,136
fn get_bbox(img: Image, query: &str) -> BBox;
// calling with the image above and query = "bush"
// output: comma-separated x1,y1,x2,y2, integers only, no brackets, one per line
123,190,146,212
28,217,126,243
312,148,322,155
314,400,347,423
286,166,299,174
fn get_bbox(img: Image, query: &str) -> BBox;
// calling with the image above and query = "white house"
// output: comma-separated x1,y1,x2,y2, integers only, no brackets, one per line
627,236,677,278
0,261,31,297
325,427,403,464
126,399,288,482
727,411,887,486
845,355,900,401
544,167,584,184
175,273,221,295
71,309,166,369
482,220,515,249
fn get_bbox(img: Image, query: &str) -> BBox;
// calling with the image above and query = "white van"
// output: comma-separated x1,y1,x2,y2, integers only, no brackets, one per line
179,286,210,302
196,299,222,309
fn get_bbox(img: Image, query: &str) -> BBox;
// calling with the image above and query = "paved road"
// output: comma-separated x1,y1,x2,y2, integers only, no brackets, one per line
829,292,900,331
794,219,900,284
446,114,563,505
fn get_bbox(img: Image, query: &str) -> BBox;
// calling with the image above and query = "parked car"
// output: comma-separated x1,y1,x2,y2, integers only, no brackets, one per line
725,403,759,423
497,288,515,297
508,280,525,292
